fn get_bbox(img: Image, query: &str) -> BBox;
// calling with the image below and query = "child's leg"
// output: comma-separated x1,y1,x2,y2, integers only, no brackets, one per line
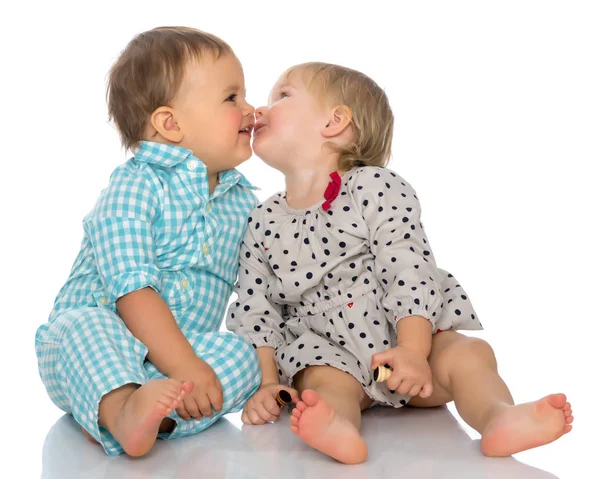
408,331,573,456
291,365,372,465
36,307,190,457
145,331,262,440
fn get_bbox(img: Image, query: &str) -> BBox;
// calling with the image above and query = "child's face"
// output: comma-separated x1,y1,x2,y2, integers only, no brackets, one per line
253,71,330,171
171,54,255,171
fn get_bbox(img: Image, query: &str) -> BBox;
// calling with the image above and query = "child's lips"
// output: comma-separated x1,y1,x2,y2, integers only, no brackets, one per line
253,123,266,136
238,125,254,135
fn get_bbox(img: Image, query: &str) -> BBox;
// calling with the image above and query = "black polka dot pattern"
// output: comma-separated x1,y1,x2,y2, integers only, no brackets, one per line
226,166,483,408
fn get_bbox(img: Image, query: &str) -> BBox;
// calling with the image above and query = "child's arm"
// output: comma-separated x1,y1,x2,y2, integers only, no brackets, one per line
255,346,280,386
116,287,198,373
84,166,196,370
226,214,286,355
351,168,443,397
349,167,445,335
395,314,432,358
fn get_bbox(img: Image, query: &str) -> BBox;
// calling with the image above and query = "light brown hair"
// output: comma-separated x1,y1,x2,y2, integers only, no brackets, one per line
107,26,233,150
282,62,394,170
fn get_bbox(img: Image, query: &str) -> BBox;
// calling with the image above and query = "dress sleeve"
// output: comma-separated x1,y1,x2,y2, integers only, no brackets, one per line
349,168,444,331
83,165,162,304
226,208,286,349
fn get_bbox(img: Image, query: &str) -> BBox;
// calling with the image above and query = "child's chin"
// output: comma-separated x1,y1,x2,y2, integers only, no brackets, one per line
252,143,275,161
251,148,270,163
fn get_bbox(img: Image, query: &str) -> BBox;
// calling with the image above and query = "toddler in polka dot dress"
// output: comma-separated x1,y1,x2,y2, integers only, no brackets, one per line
227,62,572,464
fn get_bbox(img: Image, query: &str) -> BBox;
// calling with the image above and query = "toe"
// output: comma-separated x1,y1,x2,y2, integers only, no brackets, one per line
566,415,574,424
564,425,573,434
547,393,567,409
166,379,183,393
301,389,321,406
291,425,299,434
292,408,301,418
296,401,308,412
290,415,299,426
163,388,179,400
158,395,176,409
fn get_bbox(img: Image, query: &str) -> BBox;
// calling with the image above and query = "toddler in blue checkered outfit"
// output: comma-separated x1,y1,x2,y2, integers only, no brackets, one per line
35,26,261,457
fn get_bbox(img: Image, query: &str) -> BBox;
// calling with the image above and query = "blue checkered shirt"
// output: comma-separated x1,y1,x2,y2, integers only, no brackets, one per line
48,141,259,333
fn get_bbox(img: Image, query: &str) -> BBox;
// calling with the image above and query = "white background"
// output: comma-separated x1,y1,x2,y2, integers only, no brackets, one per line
1,1,598,477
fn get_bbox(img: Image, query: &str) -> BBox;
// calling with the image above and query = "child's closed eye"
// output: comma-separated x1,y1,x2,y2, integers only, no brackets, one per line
225,93,238,102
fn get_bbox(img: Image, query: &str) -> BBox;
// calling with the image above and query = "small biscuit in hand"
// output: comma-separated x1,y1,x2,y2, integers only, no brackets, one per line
275,390,292,407
373,364,392,383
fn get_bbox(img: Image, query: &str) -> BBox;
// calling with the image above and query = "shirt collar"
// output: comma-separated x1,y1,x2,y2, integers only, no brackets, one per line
134,141,259,190
219,169,259,190
133,141,194,168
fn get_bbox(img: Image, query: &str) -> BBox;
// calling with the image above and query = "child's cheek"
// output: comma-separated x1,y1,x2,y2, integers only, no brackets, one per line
228,109,244,130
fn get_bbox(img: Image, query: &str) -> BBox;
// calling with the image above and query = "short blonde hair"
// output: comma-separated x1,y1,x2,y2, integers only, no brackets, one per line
282,62,394,170
107,26,233,150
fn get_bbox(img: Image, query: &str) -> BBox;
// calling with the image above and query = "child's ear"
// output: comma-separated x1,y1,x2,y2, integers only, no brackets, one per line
322,105,353,138
150,106,184,143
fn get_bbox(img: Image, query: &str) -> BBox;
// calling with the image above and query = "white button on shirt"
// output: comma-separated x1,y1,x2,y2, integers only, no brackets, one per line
186,160,197,171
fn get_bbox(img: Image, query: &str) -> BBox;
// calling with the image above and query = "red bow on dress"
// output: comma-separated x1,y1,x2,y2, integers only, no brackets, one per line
322,171,342,211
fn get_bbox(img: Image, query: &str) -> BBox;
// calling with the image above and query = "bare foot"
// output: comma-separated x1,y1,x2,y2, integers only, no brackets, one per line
107,379,194,457
290,389,368,465
480,393,573,457
81,415,177,445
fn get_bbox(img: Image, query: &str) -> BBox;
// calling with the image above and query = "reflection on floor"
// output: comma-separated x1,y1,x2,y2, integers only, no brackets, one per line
42,405,559,479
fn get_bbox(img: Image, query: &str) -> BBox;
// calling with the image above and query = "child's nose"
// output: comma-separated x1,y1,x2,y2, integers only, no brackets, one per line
255,106,267,119
244,101,256,116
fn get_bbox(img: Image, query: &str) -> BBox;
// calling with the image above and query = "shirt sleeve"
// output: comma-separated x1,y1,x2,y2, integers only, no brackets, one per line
83,164,162,304
226,208,286,350
349,167,444,331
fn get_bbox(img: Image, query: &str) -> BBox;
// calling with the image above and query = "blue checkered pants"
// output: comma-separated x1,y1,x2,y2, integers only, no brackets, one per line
35,307,261,456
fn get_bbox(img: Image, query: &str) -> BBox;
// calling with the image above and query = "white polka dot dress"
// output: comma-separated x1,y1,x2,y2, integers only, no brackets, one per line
227,166,482,407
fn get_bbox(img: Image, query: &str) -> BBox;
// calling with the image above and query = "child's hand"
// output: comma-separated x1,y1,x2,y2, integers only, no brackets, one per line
371,346,433,398
171,358,223,421
241,383,300,425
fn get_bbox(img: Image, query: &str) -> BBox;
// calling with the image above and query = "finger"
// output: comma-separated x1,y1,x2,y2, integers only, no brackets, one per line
197,395,214,418
255,403,279,423
248,408,265,425
386,373,403,391
184,396,201,419
241,409,250,425
408,384,423,397
264,395,282,416
371,350,393,369
420,382,433,398
397,380,414,396
208,386,224,413
176,404,191,421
